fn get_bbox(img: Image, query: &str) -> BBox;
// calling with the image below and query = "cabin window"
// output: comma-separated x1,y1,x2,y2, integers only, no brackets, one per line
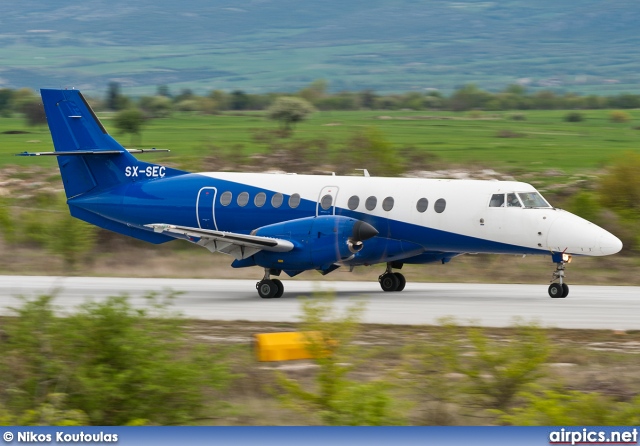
220,191,232,206
289,193,301,209
320,194,333,210
506,193,521,207
237,192,249,207
489,194,504,207
382,196,394,211
271,193,283,208
365,196,377,211
348,195,360,210
434,198,446,213
416,198,428,213
254,192,266,207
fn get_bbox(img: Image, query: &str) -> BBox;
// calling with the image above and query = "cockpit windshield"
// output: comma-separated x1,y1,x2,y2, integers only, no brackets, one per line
518,191,551,208
489,191,551,208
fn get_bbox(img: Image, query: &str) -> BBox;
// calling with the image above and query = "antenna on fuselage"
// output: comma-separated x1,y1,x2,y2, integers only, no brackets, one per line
355,169,370,177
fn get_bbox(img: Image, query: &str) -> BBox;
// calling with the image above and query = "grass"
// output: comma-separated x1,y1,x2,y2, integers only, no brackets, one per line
2,109,639,176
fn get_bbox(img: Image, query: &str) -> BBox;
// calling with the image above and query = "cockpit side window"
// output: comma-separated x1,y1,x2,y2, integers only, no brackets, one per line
507,193,521,207
489,194,505,207
518,191,551,208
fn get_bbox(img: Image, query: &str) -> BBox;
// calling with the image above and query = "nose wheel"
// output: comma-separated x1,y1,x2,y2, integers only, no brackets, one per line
548,282,569,298
379,263,406,292
548,256,570,298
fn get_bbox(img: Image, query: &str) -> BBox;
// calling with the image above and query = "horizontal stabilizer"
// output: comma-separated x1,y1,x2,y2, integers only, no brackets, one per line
18,150,124,157
146,223,295,260
17,148,170,157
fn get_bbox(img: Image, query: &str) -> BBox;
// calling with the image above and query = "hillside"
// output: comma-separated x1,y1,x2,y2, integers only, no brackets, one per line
1,1,640,95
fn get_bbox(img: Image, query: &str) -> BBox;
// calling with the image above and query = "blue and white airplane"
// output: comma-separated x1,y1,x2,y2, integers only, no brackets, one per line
23,89,623,299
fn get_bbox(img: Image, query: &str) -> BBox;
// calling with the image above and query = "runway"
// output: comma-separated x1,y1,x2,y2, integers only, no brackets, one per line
0,276,638,329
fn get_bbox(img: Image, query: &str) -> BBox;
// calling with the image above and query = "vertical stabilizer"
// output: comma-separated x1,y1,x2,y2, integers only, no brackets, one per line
41,88,183,199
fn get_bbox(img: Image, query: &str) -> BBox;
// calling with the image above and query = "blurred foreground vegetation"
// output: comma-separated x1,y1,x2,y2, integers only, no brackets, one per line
0,292,638,426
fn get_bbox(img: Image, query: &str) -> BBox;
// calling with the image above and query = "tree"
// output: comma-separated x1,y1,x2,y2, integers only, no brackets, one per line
156,85,171,98
105,81,129,111
0,88,14,116
449,84,491,111
138,95,173,118
359,89,377,109
230,90,250,110
21,99,47,127
267,96,316,131
298,79,328,103
113,108,145,145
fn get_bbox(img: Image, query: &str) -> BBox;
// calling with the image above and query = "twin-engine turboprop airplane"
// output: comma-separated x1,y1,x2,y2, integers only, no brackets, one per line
23,89,623,299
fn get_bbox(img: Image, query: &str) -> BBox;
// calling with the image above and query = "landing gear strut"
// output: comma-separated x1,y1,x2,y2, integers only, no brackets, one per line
256,268,284,299
548,254,571,298
379,262,406,292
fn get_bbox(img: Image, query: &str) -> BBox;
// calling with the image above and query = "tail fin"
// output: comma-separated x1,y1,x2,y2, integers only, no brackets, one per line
41,88,184,199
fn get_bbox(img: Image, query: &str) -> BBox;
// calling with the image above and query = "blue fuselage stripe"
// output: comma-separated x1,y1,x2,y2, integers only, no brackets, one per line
69,173,548,262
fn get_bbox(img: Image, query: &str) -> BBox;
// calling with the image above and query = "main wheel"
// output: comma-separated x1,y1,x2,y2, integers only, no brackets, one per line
379,273,399,292
394,273,406,292
272,279,284,298
561,283,569,298
548,283,563,298
257,280,278,299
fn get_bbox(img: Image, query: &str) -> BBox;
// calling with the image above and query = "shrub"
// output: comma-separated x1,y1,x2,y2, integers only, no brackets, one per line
610,110,631,123
461,323,549,410
599,152,640,219
339,128,403,176
405,318,550,420
565,191,603,225
276,292,404,425
497,388,640,425
0,292,233,425
598,152,640,251
564,112,584,122
497,129,525,138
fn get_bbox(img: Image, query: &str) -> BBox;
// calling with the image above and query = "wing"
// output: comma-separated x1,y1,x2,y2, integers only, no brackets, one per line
145,223,294,260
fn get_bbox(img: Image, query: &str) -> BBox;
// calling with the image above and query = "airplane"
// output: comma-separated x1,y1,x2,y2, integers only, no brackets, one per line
21,88,623,299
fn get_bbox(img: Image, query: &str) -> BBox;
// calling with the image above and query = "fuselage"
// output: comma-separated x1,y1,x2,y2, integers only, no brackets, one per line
69,171,623,267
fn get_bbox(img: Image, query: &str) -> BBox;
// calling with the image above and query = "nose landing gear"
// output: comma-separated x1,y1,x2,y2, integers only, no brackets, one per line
548,253,571,298
379,262,406,292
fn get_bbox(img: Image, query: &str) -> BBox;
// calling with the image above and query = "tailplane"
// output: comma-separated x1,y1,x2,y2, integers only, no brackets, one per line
39,88,184,199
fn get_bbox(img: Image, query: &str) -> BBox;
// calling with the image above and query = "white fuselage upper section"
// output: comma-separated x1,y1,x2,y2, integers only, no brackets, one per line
198,172,622,257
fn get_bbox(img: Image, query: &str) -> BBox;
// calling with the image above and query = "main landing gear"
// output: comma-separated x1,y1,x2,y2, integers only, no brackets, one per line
548,254,571,298
378,262,406,292
256,268,284,299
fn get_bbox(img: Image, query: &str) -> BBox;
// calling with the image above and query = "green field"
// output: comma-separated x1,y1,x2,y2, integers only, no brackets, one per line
1,108,639,283
2,109,639,177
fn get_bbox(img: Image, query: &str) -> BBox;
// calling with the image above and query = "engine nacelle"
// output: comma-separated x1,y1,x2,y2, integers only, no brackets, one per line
252,215,377,271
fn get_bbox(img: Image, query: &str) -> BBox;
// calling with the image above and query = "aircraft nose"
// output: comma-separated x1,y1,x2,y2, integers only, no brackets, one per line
546,212,622,257
597,230,623,255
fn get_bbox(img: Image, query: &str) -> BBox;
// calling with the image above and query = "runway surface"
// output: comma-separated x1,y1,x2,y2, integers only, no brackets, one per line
0,276,638,329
